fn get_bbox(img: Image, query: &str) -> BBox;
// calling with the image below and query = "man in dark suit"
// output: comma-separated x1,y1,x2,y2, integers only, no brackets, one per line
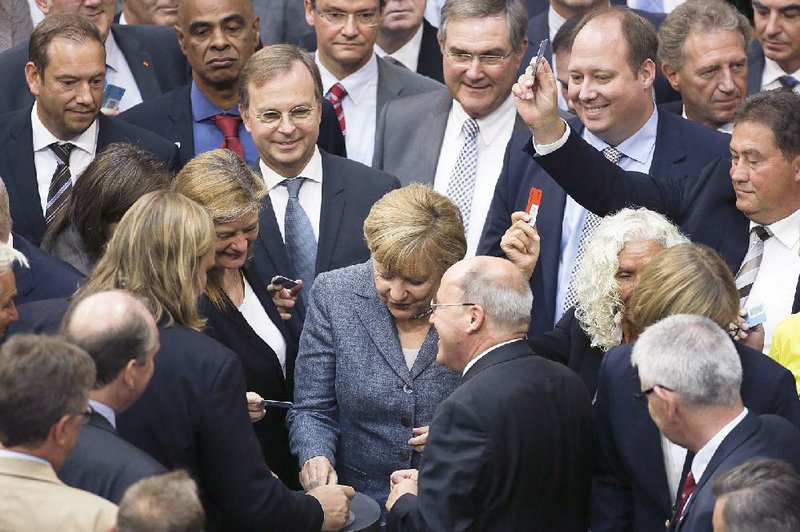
479,6,730,336
629,315,800,532
120,0,344,169
385,255,593,531
239,44,400,320
515,56,800,350
0,0,188,115
375,0,443,83
58,291,167,503
0,14,179,247
746,0,800,94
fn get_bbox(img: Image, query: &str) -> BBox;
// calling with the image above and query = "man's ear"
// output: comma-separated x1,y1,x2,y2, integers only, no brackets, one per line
34,0,49,15
25,62,42,99
661,63,681,92
175,24,188,56
466,305,485,333
51,414,73,447
639,58,657,90
122,358,138,389
304,0,316,27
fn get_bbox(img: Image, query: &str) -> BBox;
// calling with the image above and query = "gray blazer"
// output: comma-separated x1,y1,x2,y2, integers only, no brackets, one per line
287,261,460,506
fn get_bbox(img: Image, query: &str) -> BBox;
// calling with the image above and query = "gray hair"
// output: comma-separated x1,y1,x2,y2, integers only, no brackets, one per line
573,208,688,351
458,261,532,331
632,314,742,407
657,0,751,71
0,243,28,273
439,0,528,51
712,458,800,532
117,470,205,532
0,334,95,447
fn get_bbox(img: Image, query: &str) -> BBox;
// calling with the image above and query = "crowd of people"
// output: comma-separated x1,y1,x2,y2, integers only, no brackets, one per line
1,0,800,530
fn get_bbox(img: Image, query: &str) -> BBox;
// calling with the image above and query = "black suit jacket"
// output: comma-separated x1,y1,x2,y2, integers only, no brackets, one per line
530,129,800,313
675,413,800,532
0,24,189,115
9,298,325,532
477,111,731,336
592,341,800,532
251,150,400,321
0,108,180,246
747,40,766,95
120,85,347,166
58,410,167,504
199,262,300,487
11,232,83,305
387,340,593,531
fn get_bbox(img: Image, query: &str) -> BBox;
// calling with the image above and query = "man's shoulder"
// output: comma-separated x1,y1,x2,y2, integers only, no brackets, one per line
0,106,32,135
377,55,443,93
658,110,730,153
99,114,178,153
112,22,178,42
0,40,28,72
384,88,452,117
321,150,401,190
119,85,190,122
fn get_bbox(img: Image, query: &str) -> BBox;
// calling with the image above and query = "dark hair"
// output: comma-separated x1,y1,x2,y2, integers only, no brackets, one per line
735,90,800,161
572,6,658,75
239,44,323,109
712,458,800,532
42,143,171,260
29,12,103,74
0,334,94,447
553,15,581,54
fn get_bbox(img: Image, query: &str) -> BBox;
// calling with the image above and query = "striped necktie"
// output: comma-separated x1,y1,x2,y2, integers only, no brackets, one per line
46,142,76,225
326,83,347,138
735,225,771,307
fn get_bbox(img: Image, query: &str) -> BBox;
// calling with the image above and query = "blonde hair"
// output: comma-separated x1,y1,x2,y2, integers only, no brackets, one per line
626,243,739,337
573,208,688,351
363,184,466,277
173,150,267,310
76,191,214,331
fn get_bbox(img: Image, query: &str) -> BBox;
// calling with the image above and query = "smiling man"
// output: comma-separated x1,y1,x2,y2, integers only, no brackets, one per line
748,0,800,92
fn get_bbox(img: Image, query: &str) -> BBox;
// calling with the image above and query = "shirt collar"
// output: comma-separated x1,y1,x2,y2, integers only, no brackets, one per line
691,408,748,482
374,24,424,70
462,338,522,376
0,449,51,468
88,399,116,429
317,51,378,107
104,31,122,74
30,102,99,157
762,57,800,87
191,81,241,122
680,107,732,134
583,105,658,164
449,93,516,146
259,146,323,191
751,207,800,250
547,6,566,42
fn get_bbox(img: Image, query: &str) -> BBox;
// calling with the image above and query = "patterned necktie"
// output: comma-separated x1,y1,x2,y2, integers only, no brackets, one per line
778,75,800,89
446,118,480,233
211,114,245,158
735,225,771,307
674,471,696,523
326,83,347,138
637,0,664,12
0,0,32,53
46,142,76,225
562,146,623,312
281,178,318,306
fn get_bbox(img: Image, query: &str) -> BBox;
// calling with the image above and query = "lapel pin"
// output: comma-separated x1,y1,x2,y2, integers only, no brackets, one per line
143,60,150,67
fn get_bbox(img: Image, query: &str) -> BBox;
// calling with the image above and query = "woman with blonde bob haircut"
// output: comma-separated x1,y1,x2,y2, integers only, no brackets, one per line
173,149,301,486
288,184,465,508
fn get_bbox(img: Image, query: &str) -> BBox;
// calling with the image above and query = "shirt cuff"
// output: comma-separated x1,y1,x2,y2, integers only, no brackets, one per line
533,120,571,155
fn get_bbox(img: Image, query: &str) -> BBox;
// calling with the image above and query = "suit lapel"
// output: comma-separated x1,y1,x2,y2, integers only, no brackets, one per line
167,86,195,164
408,95,451,184
315,152,346,274
746,42,765,96
461,340,531,383
650,111,687,180
11,234,35,299
376,56,403,119
4,110,45,240
256,195,294,278
112,25,161,99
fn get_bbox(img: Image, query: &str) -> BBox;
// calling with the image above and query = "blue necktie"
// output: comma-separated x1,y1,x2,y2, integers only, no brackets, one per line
779,75,800,89
282,177,317,306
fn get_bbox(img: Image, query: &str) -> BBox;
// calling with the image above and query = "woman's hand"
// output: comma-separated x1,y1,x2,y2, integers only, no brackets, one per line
408,426,429,453
300,456,338,491
500,211,541,280
246,391,266,423
267,279,304,320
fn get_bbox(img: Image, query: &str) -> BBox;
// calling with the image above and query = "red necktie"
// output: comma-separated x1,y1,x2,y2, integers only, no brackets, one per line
674,471,696,523
211,114,245,159
325,83,347,138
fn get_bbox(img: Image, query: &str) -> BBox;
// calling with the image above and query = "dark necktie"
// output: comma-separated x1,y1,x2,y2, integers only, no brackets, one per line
734,225,771,307
778,75,800,89
674,471,696,524
326,83,347,138
281,178,317,306
46,142,76,225
211,114,245,158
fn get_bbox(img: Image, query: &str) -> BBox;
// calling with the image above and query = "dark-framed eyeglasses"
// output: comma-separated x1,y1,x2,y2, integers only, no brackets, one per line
251,106,316,128
634,384,674,406
75,406,93,425
313,7,381,27
444,50,514,67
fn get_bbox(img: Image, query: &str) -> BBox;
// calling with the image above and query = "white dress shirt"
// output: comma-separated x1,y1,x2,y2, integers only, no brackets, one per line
104,31,143,112
423,0,444,28
375,24,423,73
259,147,324,241
239,277,287,375
761,57,800,92
26,0,43,26
317,52,379,166
746,208,800,353
31,103,98,216
433,94,518,256
681,107,732,134
89,399,117,429
626,0,686,13
462,338,523,376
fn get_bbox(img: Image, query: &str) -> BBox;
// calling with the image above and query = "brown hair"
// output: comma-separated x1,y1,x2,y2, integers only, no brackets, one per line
239,44,323,109
29,12,103,74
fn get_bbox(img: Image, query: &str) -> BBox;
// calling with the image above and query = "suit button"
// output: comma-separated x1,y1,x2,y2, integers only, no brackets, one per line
402,384,413,394
401,416,411,427
399,450,410,461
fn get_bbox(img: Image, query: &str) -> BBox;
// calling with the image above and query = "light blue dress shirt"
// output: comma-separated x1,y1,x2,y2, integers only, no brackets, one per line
190,82,259,166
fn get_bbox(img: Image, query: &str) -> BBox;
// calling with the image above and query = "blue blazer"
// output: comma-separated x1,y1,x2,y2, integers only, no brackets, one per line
746,40,766,95
12,233,83,306
0,108,180,246
477,111,731,336
592,341,800,532
120,85,347,166
0,24,189,116
287,261,460,506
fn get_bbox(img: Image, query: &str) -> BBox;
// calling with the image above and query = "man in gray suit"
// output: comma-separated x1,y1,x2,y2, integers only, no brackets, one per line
374,0,529,256
302,0,442,166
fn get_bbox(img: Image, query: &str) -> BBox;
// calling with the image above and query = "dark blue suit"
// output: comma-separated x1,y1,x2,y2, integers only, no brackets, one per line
11,233,83,305
477,111,731,336
0,24,189,116
746,40,766,95
251,150,400,322
592,341,800,532
529,129,800,312
58,410,167,504
120,85,347,166
0,108,180,247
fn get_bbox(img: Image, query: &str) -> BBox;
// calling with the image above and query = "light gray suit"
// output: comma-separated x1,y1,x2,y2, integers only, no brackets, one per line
287,260,460,507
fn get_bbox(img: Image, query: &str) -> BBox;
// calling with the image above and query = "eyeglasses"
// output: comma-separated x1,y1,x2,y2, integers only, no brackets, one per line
314,7,381,27
75,406,93,425
430,300,475,312
251,106,316,128
634,385,673,406
444,50,515,67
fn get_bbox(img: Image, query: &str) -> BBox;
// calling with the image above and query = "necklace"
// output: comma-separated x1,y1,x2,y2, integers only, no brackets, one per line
411,307,433,320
